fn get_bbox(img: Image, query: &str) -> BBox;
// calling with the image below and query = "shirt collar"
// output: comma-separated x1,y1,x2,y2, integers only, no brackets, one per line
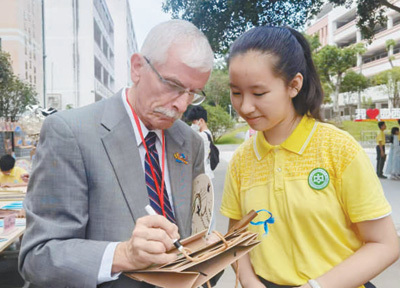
253,115,318,160
121,88,163,147
4,167,16,177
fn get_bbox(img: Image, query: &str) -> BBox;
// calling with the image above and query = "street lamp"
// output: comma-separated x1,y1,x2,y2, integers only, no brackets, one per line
228,104,232,118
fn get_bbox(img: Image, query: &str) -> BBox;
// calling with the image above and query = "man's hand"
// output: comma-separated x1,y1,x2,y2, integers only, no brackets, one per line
112,215,180,273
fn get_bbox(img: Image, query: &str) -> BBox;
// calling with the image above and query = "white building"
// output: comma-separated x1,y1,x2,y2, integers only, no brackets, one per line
0,0,44,104
307,2,400,119
44,0,121,109
106,0,138,89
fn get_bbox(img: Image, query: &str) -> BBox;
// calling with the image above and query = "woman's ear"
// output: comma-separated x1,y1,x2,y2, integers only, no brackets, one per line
290,73,304,99
130,53,144,85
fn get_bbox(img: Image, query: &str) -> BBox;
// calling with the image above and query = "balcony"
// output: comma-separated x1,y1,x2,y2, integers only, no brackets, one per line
366,24,400,51
94,78,113,99
334,19,357,44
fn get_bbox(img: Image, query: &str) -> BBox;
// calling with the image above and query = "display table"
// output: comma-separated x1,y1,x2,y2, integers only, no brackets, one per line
0,193,26,253
0,226,25,253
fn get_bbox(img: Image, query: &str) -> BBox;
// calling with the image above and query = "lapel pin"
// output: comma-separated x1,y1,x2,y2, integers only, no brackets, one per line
174,152,188,164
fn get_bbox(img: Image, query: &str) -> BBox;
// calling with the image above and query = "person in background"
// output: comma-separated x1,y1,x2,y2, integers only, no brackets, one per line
376,121,387,179
186,105,214,180
221,26,399,288
0,154,28,187
19,20,214,288
385,127,400,180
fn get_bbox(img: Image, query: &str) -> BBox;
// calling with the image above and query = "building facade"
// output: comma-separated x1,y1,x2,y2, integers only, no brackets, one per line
0,0,44,104
44,0,116,109
106,0,138,89
307,2,400,119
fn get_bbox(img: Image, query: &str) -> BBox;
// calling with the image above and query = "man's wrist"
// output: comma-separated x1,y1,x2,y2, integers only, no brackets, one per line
112,242,132,273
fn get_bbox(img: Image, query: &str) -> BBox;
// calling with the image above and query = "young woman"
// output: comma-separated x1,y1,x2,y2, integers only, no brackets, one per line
385,127,400,180
220,26,399,288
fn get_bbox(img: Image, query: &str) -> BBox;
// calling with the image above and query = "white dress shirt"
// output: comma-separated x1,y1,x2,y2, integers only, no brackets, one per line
97,89,174,283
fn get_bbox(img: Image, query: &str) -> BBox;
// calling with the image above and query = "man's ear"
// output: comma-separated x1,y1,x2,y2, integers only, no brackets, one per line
290,73,304,99
130,53,144,85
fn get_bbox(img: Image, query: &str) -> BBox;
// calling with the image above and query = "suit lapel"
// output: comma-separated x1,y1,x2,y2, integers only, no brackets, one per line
99,94,194,236
165,125,192,238
100,94,148,223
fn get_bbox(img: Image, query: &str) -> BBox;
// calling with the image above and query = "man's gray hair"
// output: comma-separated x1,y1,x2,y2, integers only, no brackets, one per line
140,20,214,72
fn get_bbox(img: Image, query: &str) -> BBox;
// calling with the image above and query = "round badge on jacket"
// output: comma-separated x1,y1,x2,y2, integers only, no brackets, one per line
308,168,330,190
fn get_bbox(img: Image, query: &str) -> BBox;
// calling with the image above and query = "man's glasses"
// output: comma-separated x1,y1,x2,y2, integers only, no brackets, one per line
143,56,206,106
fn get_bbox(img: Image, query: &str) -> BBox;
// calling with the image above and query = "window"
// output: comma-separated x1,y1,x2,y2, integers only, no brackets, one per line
103,69,109,87
94,57,102,81
102,39,108,57
93,20,102,47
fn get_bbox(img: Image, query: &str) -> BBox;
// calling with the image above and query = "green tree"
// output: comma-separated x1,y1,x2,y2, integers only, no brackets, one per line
202,104,233,141
373,67,400,108
162,0,399,54
0,51,38,121
162,0,323,54
0,51,13,85
361,96,374,109
313,43,365,115
385,39,397,68
203,69,231,111
304,33,321,53
304,33,333,104
340,70,369,109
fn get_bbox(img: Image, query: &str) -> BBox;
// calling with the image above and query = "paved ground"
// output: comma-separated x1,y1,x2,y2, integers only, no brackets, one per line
213,144,400,288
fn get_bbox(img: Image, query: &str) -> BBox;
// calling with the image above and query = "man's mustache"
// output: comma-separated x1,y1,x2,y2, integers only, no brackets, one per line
154,107,181,120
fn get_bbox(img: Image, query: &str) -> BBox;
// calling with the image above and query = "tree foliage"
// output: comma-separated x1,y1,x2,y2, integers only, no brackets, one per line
162,0,323,54
0,51,38,121
304,33,321,53
340,70,369,94
340,70,369,112
162,0,399,54
373,67,400,108
203,69,231,111
385,39,397,68
313,43,365,114
202,104,233,141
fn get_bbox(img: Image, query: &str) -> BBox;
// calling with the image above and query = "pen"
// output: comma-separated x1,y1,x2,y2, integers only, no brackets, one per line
145,205,184,252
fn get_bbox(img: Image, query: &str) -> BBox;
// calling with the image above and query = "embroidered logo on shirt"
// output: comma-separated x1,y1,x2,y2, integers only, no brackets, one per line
174,152,188,164
308,168,330,190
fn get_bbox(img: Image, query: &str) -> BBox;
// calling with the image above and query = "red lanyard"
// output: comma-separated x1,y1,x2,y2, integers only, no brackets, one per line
125,90,166,217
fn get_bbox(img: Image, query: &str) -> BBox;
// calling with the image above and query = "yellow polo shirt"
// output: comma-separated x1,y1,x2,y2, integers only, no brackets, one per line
376,130,385,145
0,166,27,185
221,115,391,287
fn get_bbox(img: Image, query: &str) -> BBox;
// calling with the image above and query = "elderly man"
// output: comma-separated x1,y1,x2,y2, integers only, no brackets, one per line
19,20,214,288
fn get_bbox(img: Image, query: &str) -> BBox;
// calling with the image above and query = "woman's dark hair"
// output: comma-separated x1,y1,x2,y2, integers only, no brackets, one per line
228,26,324,121
390,127,399,143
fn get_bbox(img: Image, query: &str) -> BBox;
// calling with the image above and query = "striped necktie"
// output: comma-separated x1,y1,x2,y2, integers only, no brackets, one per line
144,132,176,223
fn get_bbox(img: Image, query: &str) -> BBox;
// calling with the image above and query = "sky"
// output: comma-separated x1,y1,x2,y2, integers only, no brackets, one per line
130,0,172,50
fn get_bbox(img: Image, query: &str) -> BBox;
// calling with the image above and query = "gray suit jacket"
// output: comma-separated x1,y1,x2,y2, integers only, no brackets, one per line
19,93,205,288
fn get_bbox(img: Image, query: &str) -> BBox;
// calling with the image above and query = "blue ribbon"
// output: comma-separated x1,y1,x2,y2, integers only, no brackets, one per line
250,209,275,235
